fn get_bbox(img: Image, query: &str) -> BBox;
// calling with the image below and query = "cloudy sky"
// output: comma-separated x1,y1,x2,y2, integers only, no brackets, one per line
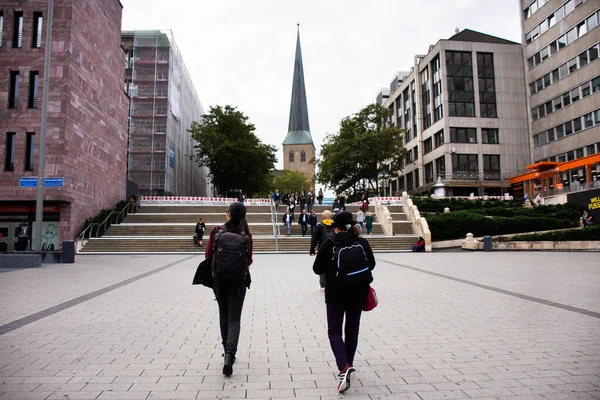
121,0,522,170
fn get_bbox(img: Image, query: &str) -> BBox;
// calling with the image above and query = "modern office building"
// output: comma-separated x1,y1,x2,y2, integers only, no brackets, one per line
520,0,600,194
0,0,128,250
122,30,208,196
377,29,530,197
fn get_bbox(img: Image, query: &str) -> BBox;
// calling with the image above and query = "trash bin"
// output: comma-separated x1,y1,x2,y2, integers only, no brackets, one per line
483,236,493,252
62,240,75,263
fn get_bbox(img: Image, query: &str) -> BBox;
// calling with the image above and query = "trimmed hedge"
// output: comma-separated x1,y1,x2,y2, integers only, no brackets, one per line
426,210,579,241
500,225,600,242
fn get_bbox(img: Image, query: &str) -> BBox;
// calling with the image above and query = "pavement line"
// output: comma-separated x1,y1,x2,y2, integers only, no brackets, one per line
382,260,600,319
0,255,198,336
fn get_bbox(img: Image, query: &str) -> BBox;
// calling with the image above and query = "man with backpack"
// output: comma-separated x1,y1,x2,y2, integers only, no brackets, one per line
205,202,253,377
310,210,335,288
312,211,376,393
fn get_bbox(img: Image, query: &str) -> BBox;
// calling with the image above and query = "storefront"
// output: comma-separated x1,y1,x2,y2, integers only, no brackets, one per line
0,203,62,252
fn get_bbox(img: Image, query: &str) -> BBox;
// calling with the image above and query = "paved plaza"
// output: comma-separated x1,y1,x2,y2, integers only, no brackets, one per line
0,252,599,400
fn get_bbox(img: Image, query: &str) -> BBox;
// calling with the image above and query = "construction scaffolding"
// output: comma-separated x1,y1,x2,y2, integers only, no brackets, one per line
122,30,208,196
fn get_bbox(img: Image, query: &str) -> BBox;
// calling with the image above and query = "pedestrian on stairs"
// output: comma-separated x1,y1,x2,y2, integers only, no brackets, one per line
195,217,206,247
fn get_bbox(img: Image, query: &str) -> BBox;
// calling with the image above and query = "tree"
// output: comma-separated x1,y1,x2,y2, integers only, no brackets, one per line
316,104,406,200
189,105,277,197
273,170,310,195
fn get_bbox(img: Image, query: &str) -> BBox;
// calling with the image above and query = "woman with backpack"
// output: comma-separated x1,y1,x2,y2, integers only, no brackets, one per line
312,211,376,393
205,202,253,377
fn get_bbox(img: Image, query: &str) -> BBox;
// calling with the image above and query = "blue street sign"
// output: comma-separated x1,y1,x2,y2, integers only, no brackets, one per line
43,177,64,187
19,177,38,187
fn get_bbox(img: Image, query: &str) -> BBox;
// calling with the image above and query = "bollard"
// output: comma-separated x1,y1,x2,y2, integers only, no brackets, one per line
483,236,493,252
62,240,75,263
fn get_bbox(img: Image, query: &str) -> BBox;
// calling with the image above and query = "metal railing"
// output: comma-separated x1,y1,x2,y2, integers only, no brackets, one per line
542,180,600,198
75,198,140,252
270,200,279,251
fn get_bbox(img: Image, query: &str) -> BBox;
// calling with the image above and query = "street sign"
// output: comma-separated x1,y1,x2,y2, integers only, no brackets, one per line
19,177,38,187
18,177,64,187
43,177,63,187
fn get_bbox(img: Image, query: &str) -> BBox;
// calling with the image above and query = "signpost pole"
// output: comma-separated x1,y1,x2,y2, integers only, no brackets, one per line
34,0,54,252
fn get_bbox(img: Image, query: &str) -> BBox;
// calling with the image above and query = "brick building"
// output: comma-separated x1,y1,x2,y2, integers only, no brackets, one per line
0,0,128,250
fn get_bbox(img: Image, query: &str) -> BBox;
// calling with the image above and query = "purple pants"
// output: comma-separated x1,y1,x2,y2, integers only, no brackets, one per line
326,302,362,370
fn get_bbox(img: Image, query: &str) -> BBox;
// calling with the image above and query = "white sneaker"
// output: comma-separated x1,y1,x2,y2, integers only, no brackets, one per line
337,366,354,393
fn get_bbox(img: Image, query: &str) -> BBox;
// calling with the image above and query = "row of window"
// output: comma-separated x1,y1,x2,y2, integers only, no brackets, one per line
288,150,307,163
523,0,551,20
532,75,600,121
529,42,599,96
533,108,600,147
4,132,35,171
8,70,39,109
536,142,600,163
0,10,44,49
528,10,599,71
525,0,587,44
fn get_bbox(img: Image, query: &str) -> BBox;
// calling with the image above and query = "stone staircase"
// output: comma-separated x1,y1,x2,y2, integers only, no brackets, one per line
80,204,417,253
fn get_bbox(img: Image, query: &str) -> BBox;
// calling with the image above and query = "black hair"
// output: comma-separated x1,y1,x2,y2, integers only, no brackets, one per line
225,202,250,234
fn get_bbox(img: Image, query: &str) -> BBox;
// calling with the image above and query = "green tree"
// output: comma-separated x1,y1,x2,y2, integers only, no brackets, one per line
273,170,310,194
189,105,277,197
316,103,406,199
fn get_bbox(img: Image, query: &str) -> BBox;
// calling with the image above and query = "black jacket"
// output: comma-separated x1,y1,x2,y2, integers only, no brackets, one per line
312,231,376,305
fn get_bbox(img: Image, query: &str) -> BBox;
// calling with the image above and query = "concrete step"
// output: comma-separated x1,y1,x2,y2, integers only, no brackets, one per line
80,235,417,253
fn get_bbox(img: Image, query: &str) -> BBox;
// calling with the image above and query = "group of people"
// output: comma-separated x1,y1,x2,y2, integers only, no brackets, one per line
202,201,375,393
272,188,325,214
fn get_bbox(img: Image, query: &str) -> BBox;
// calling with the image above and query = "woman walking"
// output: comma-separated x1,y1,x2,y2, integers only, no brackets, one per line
312,211,375,393
205,202,253,377
195,217,206,247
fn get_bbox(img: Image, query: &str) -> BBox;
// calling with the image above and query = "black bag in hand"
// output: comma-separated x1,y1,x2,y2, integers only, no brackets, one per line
192,258,212,287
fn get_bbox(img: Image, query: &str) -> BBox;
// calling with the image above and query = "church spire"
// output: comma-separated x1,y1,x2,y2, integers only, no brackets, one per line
283,25,314,146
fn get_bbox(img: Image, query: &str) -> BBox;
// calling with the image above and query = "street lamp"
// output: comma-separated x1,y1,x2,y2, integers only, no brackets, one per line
378,171,390,197
34,0,54,252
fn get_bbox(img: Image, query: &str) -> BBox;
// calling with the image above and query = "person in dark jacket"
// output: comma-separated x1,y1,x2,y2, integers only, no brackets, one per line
312,211,376,393
308,210,318,237
310,210,335,289
205,202,253,377
298,208,309,237
195,217,206,246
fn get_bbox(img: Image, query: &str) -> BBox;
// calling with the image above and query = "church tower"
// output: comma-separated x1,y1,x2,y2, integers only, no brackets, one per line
282,25,316,185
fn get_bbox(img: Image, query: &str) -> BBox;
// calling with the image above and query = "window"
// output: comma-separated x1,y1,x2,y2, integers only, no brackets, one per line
563,91,571,106
592,76,600,92
421,66,431,130
590,45,599,61
32,12,42,48
8,71,19,109
557,34,567,49
432,55,443,123
483,155,501,180
414,169,420,188
571,88,580,103
582,82,591,98
477,53,497,118
565,120,573,135
5,132,15,171
580,51,589,67
0,11,3,48
584,112,594,128
300,150,306,162
435,155,446,178
566,28,577,45
588,13,598,31
406,172,413,191
446,51,474,117
573,117,582,132
482,128,499,144
13,11,23,48
28,71,39,108
552,68,559,83
25,132,35,171
434,129,444,148
554,97,562,110
425,162,434,184
576,147,585,159
413,146,419,161
450,127,477,143
288,151,294,163
451,154,478,179
423,137,433,155
556,124,565,139
548,128,555,142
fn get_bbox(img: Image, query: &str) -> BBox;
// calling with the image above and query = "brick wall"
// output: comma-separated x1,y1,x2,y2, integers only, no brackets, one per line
0,0,128,242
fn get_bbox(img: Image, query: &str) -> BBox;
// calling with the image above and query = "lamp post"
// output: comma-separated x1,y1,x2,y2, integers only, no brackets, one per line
34,0,54,252
378,171,390,197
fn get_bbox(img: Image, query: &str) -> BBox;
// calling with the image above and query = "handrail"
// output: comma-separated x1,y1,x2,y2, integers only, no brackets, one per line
270,200,279,252
75,199,137,252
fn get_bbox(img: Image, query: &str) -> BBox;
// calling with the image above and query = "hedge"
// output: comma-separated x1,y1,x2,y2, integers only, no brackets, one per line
499,225,600,242
426,210,579,241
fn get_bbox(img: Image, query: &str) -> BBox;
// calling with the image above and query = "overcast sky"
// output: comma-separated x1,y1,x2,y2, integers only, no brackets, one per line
121,0,522,171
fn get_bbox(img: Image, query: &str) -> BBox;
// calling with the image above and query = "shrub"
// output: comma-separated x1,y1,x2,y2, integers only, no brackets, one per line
501,225,600,242
426,210,579,241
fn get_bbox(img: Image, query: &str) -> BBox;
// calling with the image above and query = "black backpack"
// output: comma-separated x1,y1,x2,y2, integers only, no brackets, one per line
331,240,373,288
211,225,249,281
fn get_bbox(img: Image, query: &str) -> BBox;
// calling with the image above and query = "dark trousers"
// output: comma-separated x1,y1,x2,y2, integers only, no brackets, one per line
300,223,307,236
326,302,362,370
213,281,246,355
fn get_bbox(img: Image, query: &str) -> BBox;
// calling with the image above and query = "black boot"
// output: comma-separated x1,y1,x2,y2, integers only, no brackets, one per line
223,353,234,376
